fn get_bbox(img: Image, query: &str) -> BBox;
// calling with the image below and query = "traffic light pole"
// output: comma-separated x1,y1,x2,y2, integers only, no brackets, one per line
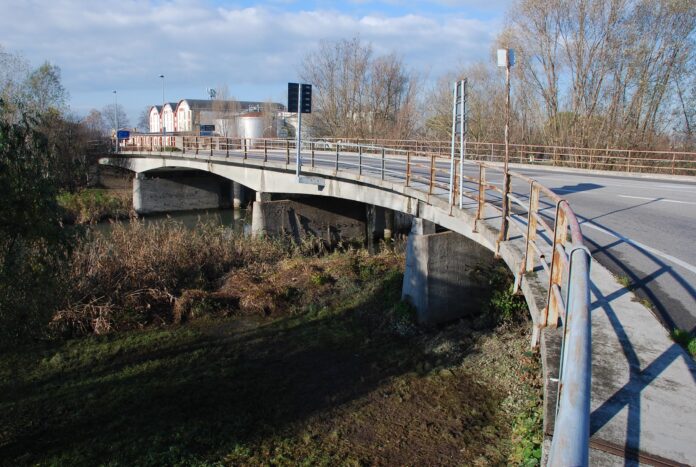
296,84,302,179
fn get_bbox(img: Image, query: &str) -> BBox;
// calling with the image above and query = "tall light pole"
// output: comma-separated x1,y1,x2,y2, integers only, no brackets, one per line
497,48,514,247
113,90,118,152
113,90,118,130
160,74,165,135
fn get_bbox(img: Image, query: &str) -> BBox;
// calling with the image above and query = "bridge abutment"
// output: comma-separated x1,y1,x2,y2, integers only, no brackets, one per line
133,171,232,214
402,218,496,325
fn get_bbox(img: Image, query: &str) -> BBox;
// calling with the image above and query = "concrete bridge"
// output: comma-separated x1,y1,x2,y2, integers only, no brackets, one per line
101,135,696,466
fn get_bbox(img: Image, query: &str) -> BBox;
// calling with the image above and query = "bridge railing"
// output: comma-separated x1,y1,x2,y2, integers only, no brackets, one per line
116,134,592,465
311,137,696,176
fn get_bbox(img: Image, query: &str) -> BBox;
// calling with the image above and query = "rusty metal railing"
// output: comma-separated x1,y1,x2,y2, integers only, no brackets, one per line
115,133,592,464
309,137,696,176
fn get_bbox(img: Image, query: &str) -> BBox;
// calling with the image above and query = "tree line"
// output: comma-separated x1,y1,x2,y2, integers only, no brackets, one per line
301,0,695,151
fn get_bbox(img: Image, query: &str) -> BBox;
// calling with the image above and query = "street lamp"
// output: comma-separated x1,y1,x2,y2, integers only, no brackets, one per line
113,90,118,152
497,48,514,246
160,74,165,135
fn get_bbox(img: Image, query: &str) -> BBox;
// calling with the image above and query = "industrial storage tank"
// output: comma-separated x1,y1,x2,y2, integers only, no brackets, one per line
237,112,266,139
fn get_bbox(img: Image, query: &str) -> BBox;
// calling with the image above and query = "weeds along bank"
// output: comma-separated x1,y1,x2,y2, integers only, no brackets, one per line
0,219,543,465
57,188,132,224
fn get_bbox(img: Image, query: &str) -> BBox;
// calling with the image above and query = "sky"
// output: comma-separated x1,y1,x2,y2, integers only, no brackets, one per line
0,0,508,126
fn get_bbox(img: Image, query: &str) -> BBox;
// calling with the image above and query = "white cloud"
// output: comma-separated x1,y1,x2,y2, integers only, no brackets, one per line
0,0,502,120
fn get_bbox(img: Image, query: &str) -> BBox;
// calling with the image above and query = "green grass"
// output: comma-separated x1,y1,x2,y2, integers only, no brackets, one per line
57,188,131,224
0,249,542,466
671,329,696,357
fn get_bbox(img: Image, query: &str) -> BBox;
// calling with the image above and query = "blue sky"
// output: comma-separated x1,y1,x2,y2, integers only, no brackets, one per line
0,0,508,126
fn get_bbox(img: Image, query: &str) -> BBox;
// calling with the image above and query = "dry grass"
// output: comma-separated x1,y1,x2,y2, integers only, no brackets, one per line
52,219,291,336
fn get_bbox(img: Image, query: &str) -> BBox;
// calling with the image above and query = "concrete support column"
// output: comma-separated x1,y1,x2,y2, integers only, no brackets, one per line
402,218,495,325
232,182,245,209
132,171,227,214
384,208,396,240
255,191,272,202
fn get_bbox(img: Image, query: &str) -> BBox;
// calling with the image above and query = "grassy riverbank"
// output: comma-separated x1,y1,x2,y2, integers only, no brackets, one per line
57,188,132,224
1,221,542,465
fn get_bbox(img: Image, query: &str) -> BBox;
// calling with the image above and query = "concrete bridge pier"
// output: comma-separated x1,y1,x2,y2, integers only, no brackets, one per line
251,196,366,244
402,218,496,325
232,182,245,209
132,171,232,215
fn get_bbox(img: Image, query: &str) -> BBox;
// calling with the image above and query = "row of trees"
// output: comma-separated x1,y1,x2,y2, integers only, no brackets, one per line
302,0,695,151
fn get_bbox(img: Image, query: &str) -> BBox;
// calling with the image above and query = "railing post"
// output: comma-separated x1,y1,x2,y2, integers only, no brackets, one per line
244,138,247,160
626,150,632,172
405,151,411,186
475,165,485,230
381,148,385,180
264,139,268,162
150,136,153,152
490,142,494,161
544,204,568,328
358,146,362,176
524,183,540,273
311,141,315,168
497,171,511,248
429,154,435,194
226,137,230,157
195,136,199,156
286,139,290,165
671,152,676,175
210,138,213,158
335,143,340,171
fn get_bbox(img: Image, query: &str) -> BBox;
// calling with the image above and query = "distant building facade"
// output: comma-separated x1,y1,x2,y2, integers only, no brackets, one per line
147,99,286,138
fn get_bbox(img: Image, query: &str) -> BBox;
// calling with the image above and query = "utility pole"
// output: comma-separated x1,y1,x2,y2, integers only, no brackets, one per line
497,48,514,248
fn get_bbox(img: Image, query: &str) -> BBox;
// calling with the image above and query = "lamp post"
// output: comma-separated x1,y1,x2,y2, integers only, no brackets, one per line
159,74,165,135
113,90,118,152
497,48,514,247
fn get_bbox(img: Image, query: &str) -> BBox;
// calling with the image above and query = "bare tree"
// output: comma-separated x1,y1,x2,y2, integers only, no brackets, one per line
301,37,420,139
102,103,129,133
212,85,240,137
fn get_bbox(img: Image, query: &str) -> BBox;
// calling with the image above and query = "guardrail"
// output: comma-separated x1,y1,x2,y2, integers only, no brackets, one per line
309,137,696,176
115,134,592,465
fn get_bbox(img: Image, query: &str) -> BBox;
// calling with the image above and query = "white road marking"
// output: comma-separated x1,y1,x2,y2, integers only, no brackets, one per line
581,221,696,275
618,195,696,205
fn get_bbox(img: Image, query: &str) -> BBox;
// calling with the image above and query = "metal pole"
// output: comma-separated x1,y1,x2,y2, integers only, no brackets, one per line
448,82,457,205
295,84,302,179
498,51,512,247
113,90,118,153
459,79,466,209
160,75,165,136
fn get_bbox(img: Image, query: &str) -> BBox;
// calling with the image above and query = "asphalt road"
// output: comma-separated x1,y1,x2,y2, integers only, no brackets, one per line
511,168,696,333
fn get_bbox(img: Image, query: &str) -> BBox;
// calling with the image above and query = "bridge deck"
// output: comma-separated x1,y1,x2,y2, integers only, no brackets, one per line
105,145,696,465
